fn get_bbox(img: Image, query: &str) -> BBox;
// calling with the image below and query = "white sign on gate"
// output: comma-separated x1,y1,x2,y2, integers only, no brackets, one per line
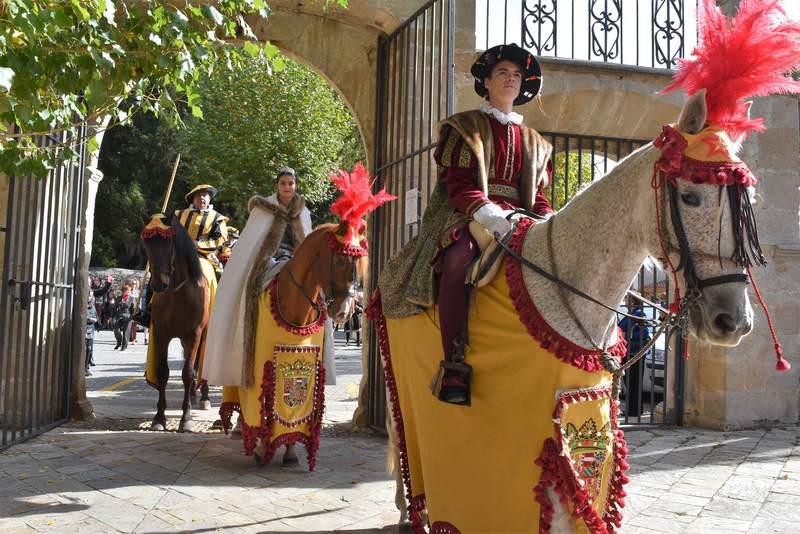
405,188,420,225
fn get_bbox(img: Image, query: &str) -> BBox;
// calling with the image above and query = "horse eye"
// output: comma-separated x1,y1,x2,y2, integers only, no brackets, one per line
681,192,701,207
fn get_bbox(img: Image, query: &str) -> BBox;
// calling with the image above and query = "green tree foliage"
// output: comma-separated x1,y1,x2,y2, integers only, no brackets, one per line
93,57,363,268
543,151,603,210
175,56,365,223
0,0,346,178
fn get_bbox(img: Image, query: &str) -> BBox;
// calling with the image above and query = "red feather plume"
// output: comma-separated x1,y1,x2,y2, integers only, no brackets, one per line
663,0,800,140
329,162,396,242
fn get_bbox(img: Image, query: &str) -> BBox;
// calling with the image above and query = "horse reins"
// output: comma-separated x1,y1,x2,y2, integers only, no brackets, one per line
283,251,359,324
495,175,750,397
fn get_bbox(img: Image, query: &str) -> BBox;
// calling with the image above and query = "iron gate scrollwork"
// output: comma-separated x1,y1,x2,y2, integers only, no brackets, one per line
0,128,86,450
653,0,686,68
522,0,558,55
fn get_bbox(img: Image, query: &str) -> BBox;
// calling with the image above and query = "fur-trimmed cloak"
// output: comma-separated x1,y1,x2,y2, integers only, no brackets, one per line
378,110,552,318
204,194,312,388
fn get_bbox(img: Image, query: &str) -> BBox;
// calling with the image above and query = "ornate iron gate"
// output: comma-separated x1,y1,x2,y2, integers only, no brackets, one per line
0,130,86,450
367,0,456,431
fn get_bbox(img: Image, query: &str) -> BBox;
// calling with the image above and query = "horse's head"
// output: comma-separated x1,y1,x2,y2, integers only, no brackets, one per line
654,90,760,346
140,214,199,293
303,220,369,324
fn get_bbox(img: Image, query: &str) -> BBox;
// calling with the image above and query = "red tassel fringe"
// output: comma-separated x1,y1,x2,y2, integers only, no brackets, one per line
366,291,427,534
239,347,326,470
654,125,757,187
140,226,175,240
327,234,370,257
533,385,629,533
747,267,790,372
219,402,241,434
268,277,327,336
506,218,627,372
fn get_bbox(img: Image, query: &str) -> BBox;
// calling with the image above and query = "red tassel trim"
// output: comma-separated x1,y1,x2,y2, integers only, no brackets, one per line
747,267,790,372
366,291,426,534
327,234,369,257
219,402,241,434
506,218,627,372
140,226,175,240
239,345,326,471
268,277,327,336
654,125,757,187
534,385,629,533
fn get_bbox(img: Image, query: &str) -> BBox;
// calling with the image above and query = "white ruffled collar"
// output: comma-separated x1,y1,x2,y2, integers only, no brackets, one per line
480,102,523,125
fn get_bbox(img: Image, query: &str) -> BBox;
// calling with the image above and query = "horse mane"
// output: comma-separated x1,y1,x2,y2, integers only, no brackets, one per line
171,219,203,283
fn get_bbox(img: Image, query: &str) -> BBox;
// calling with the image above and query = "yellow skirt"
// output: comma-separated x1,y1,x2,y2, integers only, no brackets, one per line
373,222,628,533
220,281,326,470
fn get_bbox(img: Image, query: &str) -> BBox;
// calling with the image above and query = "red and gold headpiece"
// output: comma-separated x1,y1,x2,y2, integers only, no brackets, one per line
328,163,396,257
140,213,174,240
656,0,800,372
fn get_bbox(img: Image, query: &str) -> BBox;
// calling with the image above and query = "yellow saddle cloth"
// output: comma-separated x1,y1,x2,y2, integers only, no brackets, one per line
372,219,628,533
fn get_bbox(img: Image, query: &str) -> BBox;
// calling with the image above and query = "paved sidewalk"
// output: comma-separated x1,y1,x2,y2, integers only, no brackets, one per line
0,329,799,532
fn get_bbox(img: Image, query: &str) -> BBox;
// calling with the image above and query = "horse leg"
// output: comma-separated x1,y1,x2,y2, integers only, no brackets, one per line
199,380,211,411
151,337,170,431
178,336,200,433
281,442,299,467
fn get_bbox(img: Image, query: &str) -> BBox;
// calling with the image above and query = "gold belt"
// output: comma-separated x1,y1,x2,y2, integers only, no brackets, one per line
488,183,519,200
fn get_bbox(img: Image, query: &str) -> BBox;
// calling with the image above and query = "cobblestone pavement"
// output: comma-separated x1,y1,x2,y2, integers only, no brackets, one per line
1,330,799,533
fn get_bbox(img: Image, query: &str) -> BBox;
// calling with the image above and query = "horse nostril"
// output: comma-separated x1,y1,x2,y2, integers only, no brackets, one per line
713,313,738,334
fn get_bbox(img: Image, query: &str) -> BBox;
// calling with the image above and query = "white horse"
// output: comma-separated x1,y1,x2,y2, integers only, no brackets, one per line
375,90,758,532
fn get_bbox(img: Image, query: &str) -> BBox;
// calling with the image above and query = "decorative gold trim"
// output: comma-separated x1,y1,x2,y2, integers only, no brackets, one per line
488,183,520,200
441,131,459,167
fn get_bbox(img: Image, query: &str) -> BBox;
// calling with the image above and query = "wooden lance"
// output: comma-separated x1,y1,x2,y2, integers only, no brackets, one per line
136,154,180,311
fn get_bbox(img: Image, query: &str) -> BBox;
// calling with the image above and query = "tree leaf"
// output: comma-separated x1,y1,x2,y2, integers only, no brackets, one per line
243,41,260,57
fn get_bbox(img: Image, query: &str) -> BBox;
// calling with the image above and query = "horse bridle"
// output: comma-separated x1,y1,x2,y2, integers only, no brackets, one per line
149,235,189,294
285,251,359,320
662,182,749,293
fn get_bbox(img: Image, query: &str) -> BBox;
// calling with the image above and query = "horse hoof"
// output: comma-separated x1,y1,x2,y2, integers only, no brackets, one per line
281,455,300,468
178,420,195,433
151,421,166,432
398,520,412,533
253,452,265,466
199,400,212,411
210,419,223,429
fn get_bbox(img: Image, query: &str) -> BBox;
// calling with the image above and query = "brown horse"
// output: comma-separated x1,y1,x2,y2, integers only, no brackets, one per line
245,221,368,466
141,215,211,432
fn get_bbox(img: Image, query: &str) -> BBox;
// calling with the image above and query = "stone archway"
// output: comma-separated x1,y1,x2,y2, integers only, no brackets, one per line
246,0,434,166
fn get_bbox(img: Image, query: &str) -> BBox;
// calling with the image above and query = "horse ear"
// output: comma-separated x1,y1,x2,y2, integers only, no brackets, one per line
336,221,349,236
677,89,707,135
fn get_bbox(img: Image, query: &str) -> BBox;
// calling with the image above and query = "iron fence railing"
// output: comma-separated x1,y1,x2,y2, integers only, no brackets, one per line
0,128,85,450
367,0,456,432
477,0,698,69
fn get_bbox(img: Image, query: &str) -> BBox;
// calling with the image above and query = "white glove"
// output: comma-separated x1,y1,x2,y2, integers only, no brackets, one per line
472,203,513,237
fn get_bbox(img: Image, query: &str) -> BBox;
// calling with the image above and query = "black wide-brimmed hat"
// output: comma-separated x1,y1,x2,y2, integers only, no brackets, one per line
471,43,542,106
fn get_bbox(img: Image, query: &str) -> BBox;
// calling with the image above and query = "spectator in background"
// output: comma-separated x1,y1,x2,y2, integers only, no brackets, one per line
618,295,652,418
344,300,363,347
103,289,116,331
86,291,98,377
92,274,112,328
113,284,134,351
128,279,140,343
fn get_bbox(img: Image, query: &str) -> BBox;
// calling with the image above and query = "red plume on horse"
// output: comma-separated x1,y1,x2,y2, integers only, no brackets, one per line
658,0,800,371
